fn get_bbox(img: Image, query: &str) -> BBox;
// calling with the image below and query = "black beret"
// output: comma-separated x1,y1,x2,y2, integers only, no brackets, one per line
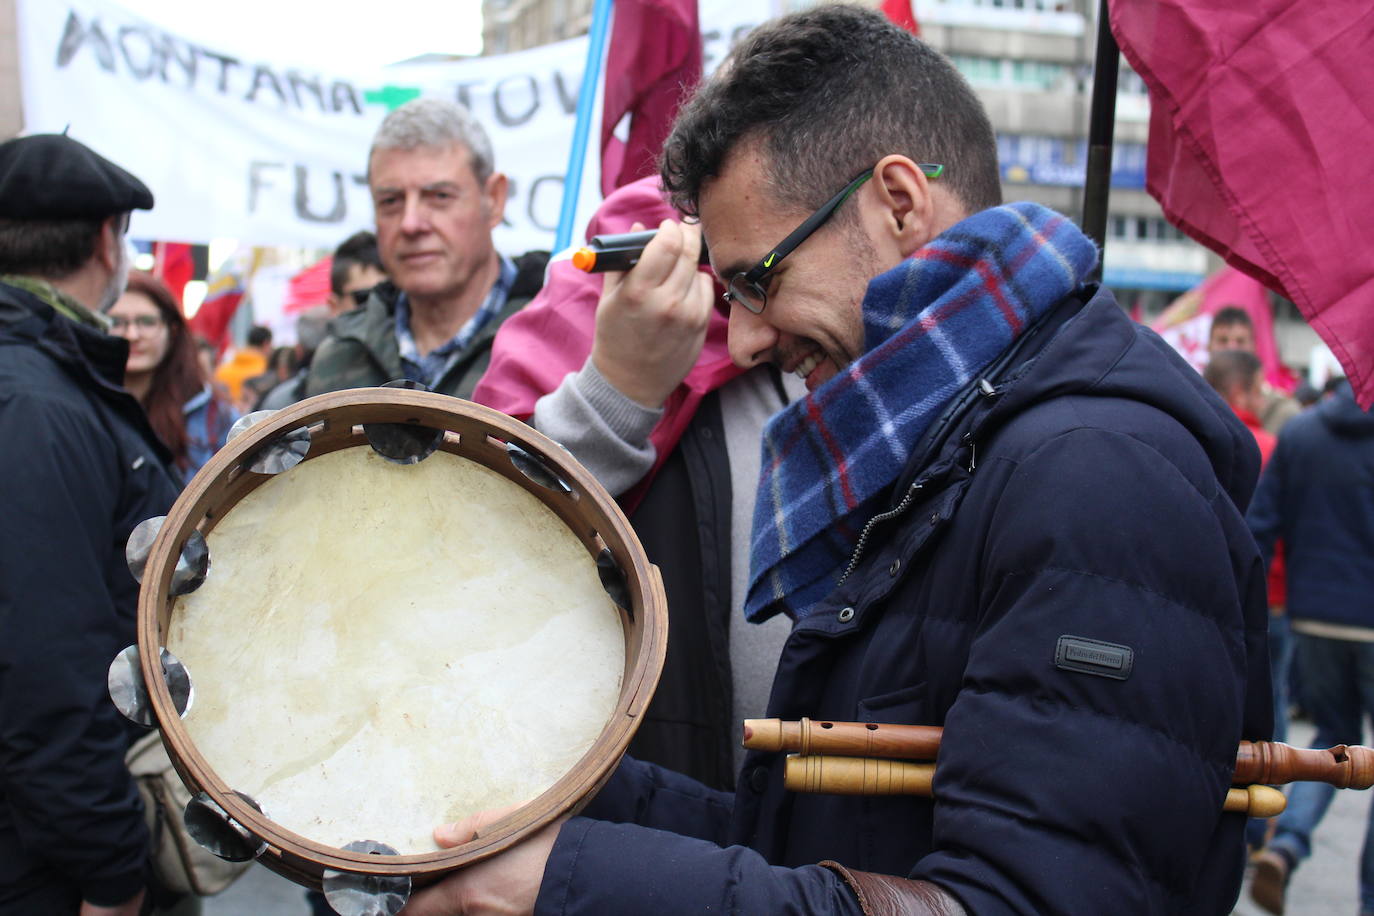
0,134,154,220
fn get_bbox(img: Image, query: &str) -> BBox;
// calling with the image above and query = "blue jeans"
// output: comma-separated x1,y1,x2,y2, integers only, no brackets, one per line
1269,612,1295,744
1268,633,1374,910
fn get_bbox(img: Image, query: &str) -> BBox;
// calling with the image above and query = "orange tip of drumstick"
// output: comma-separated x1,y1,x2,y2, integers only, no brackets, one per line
571,248,596,272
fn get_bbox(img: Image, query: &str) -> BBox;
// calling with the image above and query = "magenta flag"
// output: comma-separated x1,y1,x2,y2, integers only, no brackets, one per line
600,0,702,196
1112,1,1374,407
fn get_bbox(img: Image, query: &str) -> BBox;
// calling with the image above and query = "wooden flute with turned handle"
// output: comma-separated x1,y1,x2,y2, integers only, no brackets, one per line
743,718,1374,818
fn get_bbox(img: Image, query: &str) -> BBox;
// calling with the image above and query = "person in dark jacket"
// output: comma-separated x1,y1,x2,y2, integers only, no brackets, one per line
1248,379,1374,915
403,8,1269,916
0,135,180,914
305,98,548,400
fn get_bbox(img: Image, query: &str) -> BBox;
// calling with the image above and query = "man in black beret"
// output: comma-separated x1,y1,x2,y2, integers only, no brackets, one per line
0,133,180,914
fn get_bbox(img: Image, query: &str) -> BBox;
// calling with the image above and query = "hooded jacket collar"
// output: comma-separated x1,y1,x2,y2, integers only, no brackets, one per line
892,285,1260,515
0,279,173,465
1317,381,1374,437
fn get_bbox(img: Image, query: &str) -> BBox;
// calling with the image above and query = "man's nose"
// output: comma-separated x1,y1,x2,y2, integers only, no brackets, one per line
399,195,429,234
726,304,778,370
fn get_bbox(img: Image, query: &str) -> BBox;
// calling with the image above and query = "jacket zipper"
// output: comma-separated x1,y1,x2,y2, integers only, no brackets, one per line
836,481,925,586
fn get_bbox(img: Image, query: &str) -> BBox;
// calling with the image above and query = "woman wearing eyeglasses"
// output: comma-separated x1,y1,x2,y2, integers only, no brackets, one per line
106,271,239,483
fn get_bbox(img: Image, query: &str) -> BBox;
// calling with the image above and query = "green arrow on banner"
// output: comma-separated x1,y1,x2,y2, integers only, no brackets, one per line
363,85,423,110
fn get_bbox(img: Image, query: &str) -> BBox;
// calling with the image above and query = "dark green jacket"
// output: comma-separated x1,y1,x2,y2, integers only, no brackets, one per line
305,251,549,399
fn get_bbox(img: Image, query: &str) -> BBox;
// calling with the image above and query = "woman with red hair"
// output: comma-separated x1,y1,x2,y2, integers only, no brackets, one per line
106,271,238,483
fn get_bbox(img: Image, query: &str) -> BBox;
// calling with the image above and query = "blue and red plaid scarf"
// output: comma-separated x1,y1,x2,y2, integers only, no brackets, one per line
745,202,1098,622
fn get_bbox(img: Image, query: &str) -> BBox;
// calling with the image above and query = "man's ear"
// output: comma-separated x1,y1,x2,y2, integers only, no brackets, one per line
95,215,124,272
868,156,936,258
483,172,510,231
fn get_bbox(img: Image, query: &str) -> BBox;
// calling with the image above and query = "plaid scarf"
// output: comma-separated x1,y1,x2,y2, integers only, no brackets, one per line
745,203,1098,623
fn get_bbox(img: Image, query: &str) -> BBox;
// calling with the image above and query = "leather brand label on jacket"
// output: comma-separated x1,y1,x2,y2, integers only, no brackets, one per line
1054,635,1134,681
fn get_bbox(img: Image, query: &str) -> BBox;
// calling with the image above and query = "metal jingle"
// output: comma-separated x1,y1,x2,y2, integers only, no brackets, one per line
380,379,430,392
506,443,572,494
322,840,411,916
596,548,632,617
170,530,210,596
227,410,278,442
245,425,311,475
184,791,267,862
126,516,165,584
363,421,443,465
108,646,195,726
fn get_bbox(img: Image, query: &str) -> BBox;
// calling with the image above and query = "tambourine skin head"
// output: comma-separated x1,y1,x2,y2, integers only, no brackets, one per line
108,645,194,726
322,841,411,916
184,791,268,863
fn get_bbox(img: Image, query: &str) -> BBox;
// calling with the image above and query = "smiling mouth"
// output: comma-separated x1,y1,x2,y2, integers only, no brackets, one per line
793,352,823,380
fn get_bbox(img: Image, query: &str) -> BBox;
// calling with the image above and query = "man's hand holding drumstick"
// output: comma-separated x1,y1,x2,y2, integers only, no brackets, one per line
400,806,561,916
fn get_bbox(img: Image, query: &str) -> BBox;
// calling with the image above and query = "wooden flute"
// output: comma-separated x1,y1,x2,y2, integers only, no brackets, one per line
778,755,1289,817
744,717,1374,793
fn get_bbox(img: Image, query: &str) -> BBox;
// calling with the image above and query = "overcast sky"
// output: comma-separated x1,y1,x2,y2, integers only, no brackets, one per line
118,0,487,71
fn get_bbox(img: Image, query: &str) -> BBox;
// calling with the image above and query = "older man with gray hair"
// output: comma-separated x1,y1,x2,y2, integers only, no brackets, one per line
306,98,548,398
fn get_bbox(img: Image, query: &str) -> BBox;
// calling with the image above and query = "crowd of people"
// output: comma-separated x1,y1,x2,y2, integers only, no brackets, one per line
1,5,1370,916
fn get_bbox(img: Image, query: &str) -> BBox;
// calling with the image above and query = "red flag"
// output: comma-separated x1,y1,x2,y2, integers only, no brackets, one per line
1152,267,1296,392
1112,1,1374,407
152,242,195,308
284,256,333,314
880,0,920,36
600,0,702,196
188,255,249,355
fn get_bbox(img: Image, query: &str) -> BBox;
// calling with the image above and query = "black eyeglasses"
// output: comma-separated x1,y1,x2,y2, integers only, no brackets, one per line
108,314,164,334
349,286,377,307
722,163,944,315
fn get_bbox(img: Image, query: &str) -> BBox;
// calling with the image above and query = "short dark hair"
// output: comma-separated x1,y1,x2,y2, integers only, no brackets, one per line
1204,348,1262,397
247,325,273,348
330,230,383,297
661,4,1002,218
0,216,107,278
1211,306,1254,331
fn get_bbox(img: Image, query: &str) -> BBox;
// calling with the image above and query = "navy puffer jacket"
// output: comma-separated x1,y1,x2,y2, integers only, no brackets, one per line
537,288,1270,915
1247,381,1374,629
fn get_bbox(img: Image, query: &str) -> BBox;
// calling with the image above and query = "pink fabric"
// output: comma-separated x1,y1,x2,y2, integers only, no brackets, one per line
1151,267,1296,392
285,256,332,314
600,0,702,196
1113,0,1374,408
879,0,920,36
471,175,742,505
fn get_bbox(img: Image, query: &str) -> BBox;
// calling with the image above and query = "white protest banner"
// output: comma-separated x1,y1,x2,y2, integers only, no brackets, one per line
16,0,777,255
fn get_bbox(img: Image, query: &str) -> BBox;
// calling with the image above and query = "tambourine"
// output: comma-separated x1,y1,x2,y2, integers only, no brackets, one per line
109,386,667,914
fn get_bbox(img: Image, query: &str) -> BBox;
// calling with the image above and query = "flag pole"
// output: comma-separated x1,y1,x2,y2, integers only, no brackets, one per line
1082,0,1119,283
554,0,616,252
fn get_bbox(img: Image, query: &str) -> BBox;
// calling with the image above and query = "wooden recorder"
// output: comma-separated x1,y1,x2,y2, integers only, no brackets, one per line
743,718,1374,819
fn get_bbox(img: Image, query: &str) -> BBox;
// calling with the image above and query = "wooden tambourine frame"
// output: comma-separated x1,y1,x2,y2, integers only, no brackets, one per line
134,388,668,888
